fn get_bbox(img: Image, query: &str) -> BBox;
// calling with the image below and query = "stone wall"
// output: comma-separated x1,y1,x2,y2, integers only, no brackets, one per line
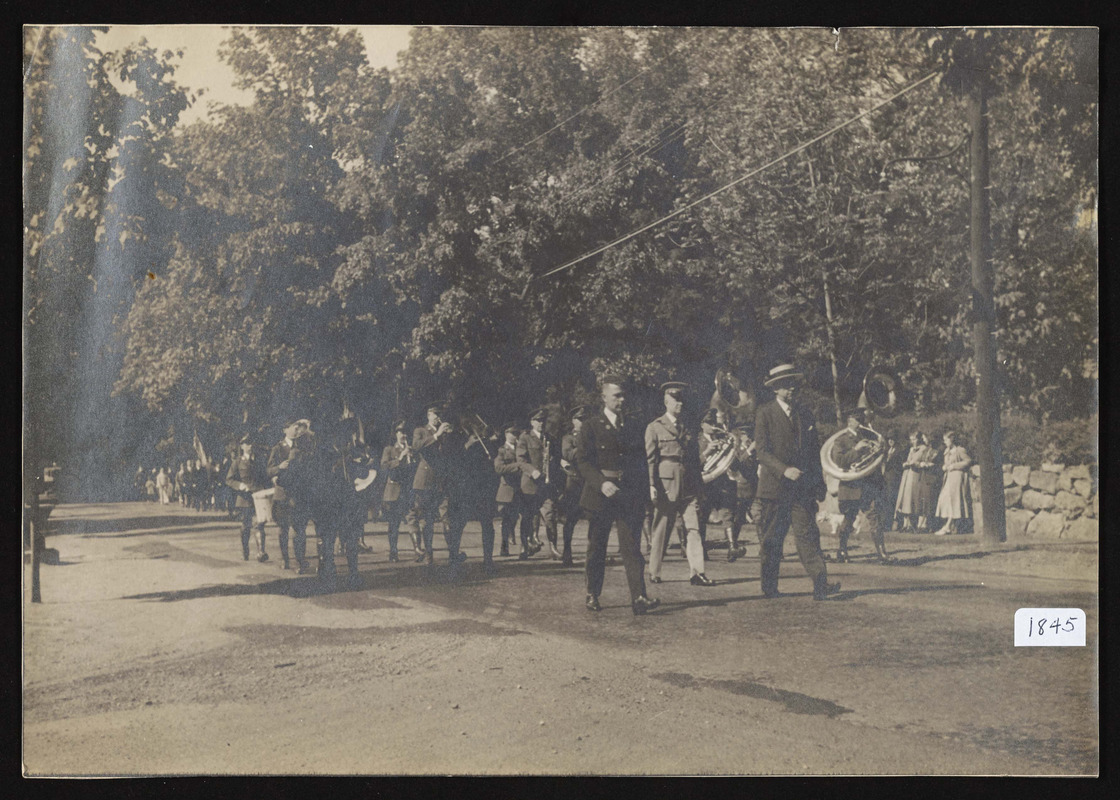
1000,462,1098,541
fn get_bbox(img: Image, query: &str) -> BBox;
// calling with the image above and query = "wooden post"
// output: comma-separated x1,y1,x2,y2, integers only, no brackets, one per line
968,77,1007,544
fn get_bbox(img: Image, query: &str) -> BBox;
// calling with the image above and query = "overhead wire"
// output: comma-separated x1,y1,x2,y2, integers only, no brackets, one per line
532,71,940,283
493,67,653,166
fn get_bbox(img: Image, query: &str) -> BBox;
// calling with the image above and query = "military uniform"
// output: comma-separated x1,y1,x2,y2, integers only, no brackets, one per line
381,426,419,561
494,427,524,556
557,406,588,566
576,381,658,615
268,427,310,572
645,408,709,583
516,409,563,559
225,444,268,561
409,403,464,564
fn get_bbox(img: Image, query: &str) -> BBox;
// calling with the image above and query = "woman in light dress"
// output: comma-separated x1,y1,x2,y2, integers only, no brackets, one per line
934,431,973,535
895,430,932,531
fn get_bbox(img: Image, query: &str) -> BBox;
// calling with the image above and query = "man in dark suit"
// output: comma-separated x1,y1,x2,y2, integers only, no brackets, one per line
381,420,419,562
494,423,527,557
410,401,466,566
268,417,311,573
557,406,587,567
831,407,892,564
576,376,659,616
645,382,713,586
517,407,564,560
754,364,840,601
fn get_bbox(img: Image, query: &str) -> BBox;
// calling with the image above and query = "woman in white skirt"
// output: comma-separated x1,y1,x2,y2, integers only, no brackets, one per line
934,431,973,535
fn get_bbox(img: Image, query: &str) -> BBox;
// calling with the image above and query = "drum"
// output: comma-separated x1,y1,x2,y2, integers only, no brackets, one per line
251,487,276,525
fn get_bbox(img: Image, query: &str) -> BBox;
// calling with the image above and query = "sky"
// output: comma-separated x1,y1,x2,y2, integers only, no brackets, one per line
94,25,414,127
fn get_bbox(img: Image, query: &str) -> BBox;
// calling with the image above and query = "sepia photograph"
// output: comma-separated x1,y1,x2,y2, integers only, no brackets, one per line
23,25,1098,776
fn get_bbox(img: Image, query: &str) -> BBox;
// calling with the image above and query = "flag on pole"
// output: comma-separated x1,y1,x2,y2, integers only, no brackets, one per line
193,429,210,467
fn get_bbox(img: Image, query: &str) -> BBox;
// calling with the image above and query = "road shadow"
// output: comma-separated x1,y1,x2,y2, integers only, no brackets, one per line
118,556,576,603
884,550,998,568
647,582,986,614
48,514,232,537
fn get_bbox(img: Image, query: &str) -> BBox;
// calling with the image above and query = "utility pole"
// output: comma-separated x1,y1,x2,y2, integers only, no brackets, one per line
968,72,1007,544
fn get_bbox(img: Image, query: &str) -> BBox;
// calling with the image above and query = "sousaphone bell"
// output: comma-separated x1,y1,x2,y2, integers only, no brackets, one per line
820,366,901,482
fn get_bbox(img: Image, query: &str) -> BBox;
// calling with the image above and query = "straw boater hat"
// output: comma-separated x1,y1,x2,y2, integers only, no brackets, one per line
763,364,804,387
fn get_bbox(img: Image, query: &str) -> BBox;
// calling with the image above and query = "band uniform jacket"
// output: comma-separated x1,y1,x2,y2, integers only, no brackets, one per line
832,427,885,502
225,452,267,509
494,442,521,504
411,424,444,492
645,413,702,503
267,440,295,505
516,430,562,496
576,410,646,515
754,400,826,502
381,443,416,504
561,433,582,493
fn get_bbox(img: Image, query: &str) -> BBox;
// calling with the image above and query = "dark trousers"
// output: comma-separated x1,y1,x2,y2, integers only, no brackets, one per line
559,485,581,555
237,506,264,558
409,489,449,554
273,502,309,565
731,493,756,542
837,486,886,552
585,501,647,602
318,512,360,577
757,497,827,595
497,497,520,550
384,500,408,557
519,491,557,548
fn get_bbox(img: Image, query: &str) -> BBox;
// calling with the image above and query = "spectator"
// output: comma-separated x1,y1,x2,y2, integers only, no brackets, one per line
934,431,973,535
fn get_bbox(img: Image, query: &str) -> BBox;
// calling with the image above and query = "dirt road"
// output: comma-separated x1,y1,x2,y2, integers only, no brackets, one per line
23,502,1098,775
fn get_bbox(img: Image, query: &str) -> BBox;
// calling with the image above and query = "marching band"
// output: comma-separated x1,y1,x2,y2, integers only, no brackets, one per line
207,362,920,612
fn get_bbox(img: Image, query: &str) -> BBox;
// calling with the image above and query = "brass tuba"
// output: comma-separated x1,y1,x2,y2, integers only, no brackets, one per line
819,366,900,482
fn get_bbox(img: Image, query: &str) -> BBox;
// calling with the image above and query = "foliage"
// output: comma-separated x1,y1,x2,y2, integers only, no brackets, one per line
25,26,1098,497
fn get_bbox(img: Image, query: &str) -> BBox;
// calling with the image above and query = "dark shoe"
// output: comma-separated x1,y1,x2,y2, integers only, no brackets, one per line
242,551,250,561
257,552,270,563
282,559,291,570
586,595,602,612
346,573,363,591
449,551,467,566
297,561,310,575
631,595,660,616
518,550,530,561
561,551,573,567
836,548,850,563
648,575,662,584
814,581,841,601
761,588,782,599
415,551,428,563
425,553,434,566
357,544,373,554
530,542,543,556
388,553,400,563
500,546,511,557
690,573,715,586
727,549,738,563
482,560,497,576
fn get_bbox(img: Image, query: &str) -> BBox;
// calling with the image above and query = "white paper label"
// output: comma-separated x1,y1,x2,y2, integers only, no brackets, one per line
1015,608,1086,647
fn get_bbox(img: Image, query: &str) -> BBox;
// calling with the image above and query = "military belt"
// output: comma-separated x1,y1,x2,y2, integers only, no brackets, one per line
601,470,623,479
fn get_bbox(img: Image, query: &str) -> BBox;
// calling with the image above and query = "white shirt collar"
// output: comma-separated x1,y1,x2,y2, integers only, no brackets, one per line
665,412,678,426
775,397,792,416
284,437,293,447
603,408,619,427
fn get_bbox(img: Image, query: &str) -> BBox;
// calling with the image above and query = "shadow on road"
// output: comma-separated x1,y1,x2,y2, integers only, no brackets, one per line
50,515,234,537
885,550,998,568
119,557,569,603
832,583,987,600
